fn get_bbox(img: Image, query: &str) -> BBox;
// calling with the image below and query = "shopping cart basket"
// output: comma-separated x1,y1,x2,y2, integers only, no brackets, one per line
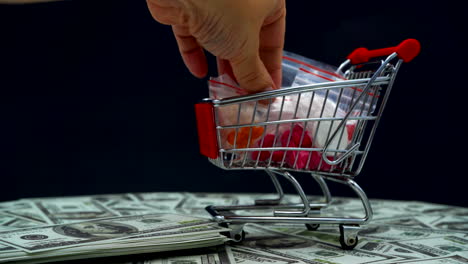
194,39,420,249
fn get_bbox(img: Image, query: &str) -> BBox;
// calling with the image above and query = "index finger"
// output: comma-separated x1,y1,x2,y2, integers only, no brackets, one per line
259,6,286,89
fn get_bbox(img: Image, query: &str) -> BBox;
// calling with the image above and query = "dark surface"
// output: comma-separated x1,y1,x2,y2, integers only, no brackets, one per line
0,1,466,206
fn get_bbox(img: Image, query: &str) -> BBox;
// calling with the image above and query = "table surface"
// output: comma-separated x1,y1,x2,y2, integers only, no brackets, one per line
1,192,468,264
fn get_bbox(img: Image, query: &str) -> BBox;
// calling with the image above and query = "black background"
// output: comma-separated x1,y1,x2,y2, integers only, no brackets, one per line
0,1,466,206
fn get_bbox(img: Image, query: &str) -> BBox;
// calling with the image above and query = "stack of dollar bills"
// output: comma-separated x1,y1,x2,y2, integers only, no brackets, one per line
0,194,230,263
1,192,468,264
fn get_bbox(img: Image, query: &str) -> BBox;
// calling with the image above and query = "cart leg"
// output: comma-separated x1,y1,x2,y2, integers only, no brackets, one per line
317,176,373,225
274,171,311,217
255,169,284,206
303,174,331,231
311,173,332,207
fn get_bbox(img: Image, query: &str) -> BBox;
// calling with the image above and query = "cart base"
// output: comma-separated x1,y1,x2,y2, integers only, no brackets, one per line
205,170,373,250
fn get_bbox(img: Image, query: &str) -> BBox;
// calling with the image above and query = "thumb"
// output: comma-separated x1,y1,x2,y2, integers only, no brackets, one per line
229,50,275,93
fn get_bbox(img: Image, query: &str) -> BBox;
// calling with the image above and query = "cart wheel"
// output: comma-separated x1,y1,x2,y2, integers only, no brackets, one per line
219,223,246,243
223,230,245,243
232,230,246,243
339,234,358,250
305,224,320,231
339,224,359,250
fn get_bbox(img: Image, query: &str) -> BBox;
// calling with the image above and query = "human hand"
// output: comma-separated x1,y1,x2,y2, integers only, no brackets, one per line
147,0,286,92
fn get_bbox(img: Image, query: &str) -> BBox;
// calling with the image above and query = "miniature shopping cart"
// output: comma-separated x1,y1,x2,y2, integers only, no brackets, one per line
194,39,420,249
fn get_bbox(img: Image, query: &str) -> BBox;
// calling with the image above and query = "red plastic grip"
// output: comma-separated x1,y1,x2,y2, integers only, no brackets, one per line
347,39,421,64
194,102,219,159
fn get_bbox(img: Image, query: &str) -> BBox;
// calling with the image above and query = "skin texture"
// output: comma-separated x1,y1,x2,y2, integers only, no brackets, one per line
147,0,286,92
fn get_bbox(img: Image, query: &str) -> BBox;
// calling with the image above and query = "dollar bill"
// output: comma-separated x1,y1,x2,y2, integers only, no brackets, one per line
356,224,464,242
93,193,189,217
230,246,300,264
122,224,229,241
182,193,241,209
39,246,234,264
142,245,234,264
89,193,136,205
255,224,430,261
311,224,463,243
1,236,229,264
0,213,212,253
393,254,468,263
0,214,17,227
1,192,468,264
356,240,434,261
0,201,32,211
105,200,180,216
32,197,118,224
0,214,42,231
389,235,468,257
237,224,394,264
1,201,49,224
393,202,468,217
0,242,20,254
129,192,187,204
374,215,468,234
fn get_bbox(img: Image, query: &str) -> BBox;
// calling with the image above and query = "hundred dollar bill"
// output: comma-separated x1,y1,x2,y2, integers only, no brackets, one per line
311,224,464,243
94,193,184,216
374,215,468,233
393,254,468,263
89,193,135,205
394,201,468,217
176,193,243,218
104,201,170,216
0,201,31,211
176,208,212,219
121,223,229,241
230,245,300,264
142,245,234,264
2,210,48,225
258,224,430,261
0,214,18,228
1,236,229,264
0,214,42,231
0,213,212,253
238,225,394,264
129,192,187,204
105,200,181,216
0,242,20,254
373,216,434,229
389,235,468,258
182,193,241,209
1,201,49,224
356,240,433,261
356,224,464,242
31,197,118,224
24,193,133,203
67,246,234,264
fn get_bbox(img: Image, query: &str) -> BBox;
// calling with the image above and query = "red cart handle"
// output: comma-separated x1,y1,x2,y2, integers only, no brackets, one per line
347,39,421,64
195,102,219,159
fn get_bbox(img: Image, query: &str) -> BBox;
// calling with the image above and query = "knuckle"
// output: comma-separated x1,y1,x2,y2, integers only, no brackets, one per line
147,1,187,25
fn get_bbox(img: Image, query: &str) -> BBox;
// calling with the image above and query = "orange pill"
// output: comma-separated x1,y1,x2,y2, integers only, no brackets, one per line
250,126,265,140
227,126,265,148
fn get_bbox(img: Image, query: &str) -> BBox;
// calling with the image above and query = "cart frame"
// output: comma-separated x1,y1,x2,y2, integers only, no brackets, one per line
195,39,420,249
